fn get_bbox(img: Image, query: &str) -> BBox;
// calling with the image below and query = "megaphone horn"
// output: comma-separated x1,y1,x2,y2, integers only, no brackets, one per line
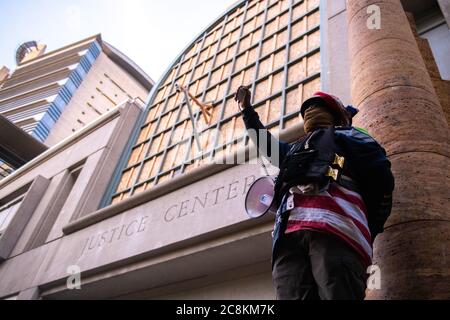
244,176,277,219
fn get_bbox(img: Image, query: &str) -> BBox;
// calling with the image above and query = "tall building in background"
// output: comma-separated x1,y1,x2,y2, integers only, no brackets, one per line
0,35,153,179
0,0,448,300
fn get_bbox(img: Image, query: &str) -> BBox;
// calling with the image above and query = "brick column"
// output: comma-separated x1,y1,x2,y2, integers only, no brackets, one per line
406,13,450,127
346,0,450,299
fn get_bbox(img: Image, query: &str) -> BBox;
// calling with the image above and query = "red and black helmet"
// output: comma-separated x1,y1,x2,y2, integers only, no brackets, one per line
300,91,351,127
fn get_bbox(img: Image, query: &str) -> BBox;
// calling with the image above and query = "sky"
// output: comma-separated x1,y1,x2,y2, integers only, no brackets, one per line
0,0,236,83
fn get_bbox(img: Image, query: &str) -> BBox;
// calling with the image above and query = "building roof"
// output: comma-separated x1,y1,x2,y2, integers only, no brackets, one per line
0,114,48,168
16,34,154,92
102,41,154,91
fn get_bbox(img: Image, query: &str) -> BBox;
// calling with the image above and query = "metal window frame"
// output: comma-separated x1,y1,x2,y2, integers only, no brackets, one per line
106,0,322,204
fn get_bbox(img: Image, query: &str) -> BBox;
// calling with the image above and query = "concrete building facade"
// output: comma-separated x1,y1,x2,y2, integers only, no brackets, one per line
0,0,448,300
0,35,153,180
0,35,152,145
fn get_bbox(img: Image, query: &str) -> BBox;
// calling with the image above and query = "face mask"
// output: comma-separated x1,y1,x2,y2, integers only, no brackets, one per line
303,105,335,133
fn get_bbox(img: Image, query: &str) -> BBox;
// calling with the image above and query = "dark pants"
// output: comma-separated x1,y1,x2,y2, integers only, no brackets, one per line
272,230,368,300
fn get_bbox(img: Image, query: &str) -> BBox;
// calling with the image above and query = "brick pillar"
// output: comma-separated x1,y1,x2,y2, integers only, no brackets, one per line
346,0,450,299
406,12,450,127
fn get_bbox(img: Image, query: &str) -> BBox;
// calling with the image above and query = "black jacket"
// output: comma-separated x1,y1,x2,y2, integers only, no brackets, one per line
241,105,395,240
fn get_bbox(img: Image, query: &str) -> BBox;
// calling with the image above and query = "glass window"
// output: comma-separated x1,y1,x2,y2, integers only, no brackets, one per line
109,0,322,203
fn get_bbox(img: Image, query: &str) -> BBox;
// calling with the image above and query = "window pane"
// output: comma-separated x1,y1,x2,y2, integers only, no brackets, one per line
110,0,322,205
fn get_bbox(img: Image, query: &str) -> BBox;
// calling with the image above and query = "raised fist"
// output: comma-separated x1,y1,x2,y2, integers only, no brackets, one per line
234,86,252,110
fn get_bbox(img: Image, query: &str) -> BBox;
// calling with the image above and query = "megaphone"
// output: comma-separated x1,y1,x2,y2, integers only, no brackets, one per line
245,176,277,218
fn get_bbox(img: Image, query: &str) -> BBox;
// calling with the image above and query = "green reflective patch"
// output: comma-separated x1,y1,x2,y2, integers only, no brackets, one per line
355,127,370,136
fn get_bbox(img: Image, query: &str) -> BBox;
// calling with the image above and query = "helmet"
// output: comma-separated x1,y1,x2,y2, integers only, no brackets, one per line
300,91,350,127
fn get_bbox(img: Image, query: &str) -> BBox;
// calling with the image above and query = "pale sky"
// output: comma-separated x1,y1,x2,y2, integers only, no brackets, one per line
0,0,236,83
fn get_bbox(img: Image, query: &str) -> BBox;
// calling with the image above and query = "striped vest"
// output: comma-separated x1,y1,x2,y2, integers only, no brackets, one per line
285,182,372,266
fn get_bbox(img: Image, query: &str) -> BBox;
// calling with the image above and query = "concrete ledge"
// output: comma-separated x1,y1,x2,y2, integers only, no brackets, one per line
45,219,275,299
62,122,305,235
17,287,40,300
438,0,450,28
0,114,48,168
0,99,140,190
